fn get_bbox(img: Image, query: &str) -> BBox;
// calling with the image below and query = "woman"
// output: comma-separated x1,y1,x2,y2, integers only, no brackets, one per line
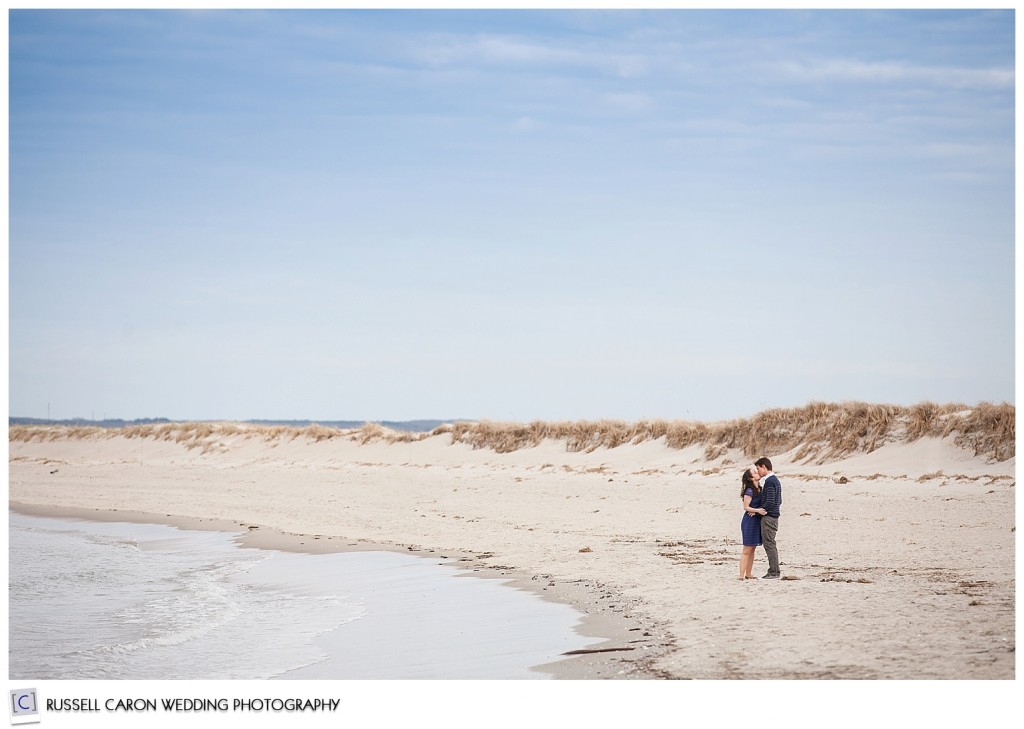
739,466,768,579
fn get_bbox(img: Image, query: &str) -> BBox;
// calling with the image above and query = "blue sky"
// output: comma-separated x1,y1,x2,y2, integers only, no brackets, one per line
7,9,1016,422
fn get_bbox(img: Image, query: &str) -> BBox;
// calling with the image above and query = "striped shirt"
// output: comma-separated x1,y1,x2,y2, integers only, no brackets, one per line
760,472,782,517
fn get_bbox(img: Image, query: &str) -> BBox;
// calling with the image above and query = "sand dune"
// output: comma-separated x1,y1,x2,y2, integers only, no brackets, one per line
7,405,1015,679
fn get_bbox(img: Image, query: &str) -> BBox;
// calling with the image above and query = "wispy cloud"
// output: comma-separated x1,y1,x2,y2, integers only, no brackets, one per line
772,58,1013,89
412,34,649,78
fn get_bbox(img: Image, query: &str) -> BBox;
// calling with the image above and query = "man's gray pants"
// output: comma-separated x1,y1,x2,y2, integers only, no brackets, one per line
761,516,780,576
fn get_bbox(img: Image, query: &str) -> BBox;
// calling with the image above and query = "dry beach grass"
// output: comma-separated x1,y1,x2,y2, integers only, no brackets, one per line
7,401,1016,679
9,400,1014,460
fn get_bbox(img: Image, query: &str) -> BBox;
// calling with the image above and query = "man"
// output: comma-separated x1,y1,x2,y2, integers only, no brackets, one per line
755,457,782,579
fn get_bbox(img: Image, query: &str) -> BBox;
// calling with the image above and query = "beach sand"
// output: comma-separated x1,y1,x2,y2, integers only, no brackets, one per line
8,427,1016,679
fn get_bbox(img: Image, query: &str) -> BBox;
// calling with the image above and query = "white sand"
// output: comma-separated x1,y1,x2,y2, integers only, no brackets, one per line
8,430,1016,679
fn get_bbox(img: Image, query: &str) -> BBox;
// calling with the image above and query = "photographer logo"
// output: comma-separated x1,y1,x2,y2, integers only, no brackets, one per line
9,689,40,725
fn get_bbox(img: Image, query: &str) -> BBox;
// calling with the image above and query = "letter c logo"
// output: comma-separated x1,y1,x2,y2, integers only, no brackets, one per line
17,695,31,710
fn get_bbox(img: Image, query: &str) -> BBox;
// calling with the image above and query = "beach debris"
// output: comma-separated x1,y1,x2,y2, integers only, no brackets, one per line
835,476,849,484
820,576,872,583
562,646,635,656
579,546,593,553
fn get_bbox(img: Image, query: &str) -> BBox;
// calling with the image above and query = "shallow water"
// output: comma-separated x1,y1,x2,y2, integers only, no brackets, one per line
8,512,600,679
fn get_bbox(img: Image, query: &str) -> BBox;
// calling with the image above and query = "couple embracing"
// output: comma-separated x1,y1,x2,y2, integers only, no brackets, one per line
739,457,782,580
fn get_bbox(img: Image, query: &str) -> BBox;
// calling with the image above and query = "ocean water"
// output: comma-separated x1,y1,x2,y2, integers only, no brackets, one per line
8,512,601,680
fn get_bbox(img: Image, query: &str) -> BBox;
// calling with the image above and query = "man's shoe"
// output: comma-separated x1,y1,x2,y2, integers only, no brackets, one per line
761,573,780,579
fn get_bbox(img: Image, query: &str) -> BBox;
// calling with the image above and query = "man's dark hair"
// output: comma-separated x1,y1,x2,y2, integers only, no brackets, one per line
755,457,773,471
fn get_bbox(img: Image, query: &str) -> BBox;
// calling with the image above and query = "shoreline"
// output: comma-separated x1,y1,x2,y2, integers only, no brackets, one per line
9,500,667,680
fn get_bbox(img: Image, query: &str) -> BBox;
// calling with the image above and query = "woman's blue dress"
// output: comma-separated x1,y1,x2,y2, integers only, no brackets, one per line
741,487,762,547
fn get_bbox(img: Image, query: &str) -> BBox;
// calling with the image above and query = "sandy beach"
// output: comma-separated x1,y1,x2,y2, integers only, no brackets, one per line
8,413,1016,680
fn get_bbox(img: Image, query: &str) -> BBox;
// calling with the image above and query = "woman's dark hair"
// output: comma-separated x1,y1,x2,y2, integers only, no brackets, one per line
741,469,760,498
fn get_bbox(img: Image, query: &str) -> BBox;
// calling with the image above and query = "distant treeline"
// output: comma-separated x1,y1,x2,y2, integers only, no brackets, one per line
9,417,173,428
244,419,454,433
8,417,454,434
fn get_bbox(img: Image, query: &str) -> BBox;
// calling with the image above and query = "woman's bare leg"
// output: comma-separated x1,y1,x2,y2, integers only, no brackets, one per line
741,546,754,578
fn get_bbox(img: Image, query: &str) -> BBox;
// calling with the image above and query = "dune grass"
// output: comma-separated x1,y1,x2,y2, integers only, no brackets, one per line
6,420,418,450
7,401,1015,462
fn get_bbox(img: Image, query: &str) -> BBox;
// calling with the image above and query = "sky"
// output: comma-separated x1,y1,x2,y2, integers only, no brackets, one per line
6,8,1016,423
